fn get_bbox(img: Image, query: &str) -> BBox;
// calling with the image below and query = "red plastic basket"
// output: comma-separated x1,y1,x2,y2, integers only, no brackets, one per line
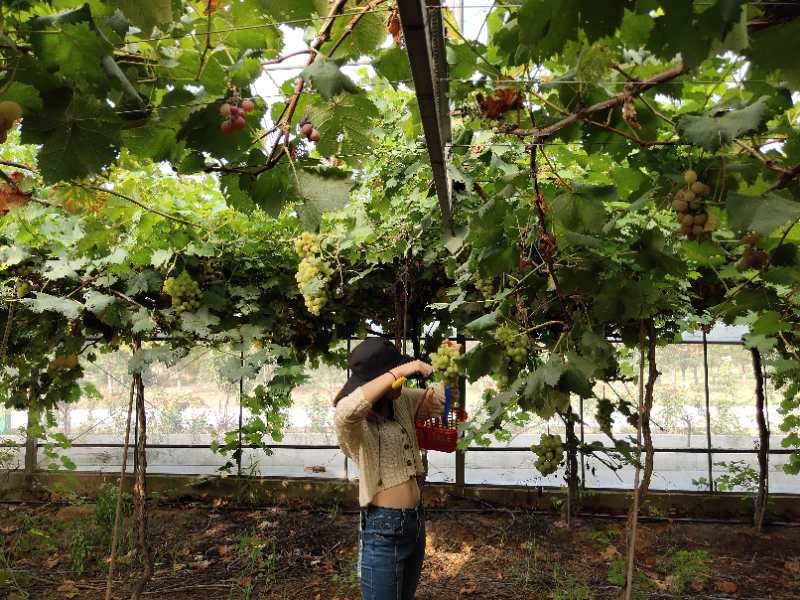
415,409,467,453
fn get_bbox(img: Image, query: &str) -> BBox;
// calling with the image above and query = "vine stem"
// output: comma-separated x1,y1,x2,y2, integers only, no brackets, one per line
327,0,387,57
624,321,646,600
195,4,214,80
752,348,769,531
73,184,205,230
528,142,569,319
734,138,800,186
0,159,35,172
104,379,135,600
130,349,153,600
261,49,313,66
512,64,685,140
0,301,14,365
259,0,349,166
638,319,659,499
254,0,385,174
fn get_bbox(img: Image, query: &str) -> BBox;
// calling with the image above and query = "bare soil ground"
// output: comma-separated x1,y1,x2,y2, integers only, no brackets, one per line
1,498,799,599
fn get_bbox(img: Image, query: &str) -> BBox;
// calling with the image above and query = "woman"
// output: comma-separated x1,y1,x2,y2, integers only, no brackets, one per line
334,337,444,600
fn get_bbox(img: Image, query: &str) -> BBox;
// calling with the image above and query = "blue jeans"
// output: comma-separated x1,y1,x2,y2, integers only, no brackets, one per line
359,505,426,600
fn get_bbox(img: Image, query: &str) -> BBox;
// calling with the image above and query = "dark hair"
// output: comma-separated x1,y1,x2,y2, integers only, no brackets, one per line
333,386,347,406
332,337,414,406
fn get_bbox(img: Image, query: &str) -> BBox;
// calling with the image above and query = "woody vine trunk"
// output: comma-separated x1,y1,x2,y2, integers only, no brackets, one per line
751,348,769,530
130,339,153,600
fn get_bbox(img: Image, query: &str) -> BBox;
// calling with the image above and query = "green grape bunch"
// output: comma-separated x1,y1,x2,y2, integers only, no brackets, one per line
294,231,321,259
201,258,224,284
295,255,334,316
494,323,529,365
671,169,718,241
475,275,495,300
595,398,614,435
531,433,564,476
163,271,201,313
430,342,461,384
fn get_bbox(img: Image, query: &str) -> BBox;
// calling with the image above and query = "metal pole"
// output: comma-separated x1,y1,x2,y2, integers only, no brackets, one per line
238,351,244,478
24,406,38,491
455,334,466,488
703,331,713,492
453,0,465,32
579,395,586,489
396,0,453,232
345,339,351,479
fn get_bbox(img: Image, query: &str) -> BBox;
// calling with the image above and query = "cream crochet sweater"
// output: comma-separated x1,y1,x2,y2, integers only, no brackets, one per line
334,387,427,507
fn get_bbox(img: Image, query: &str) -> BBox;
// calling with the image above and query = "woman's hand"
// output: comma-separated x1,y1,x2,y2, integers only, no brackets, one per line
394,359,433,380
417,388,445,420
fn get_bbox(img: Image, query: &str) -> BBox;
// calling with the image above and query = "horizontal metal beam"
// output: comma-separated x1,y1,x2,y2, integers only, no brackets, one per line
397,0,453,233
42,443,796,455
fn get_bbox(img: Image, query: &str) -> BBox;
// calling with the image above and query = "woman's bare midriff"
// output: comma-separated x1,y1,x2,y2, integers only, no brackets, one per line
370,476,420,508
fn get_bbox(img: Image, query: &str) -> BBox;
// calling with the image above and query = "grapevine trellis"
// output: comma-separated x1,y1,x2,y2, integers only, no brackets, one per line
2,1,800,598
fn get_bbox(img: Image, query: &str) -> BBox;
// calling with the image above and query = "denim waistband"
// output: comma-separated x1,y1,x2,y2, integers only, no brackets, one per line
363,503,424,517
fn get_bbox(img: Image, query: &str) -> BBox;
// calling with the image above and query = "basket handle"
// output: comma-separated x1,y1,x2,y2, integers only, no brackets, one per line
443,385,452,426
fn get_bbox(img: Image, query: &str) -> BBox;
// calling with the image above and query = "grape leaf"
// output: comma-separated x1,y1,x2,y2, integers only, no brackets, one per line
22,92,122,183
746,18,800,87
128,347,182,374
247,166,296,217
31,21,110,88
677,96,772,152
261,0,324,21
295,169,353,230
300,57,361,100
108,0,172,35
559,366,593,398
180,308,221,337
0,245,29,265
150,249,173,268
307,93,378,159
221,174,257,214
326,11,386,59
446,43,478,80
0,82,43,113
130,307,155,333
373,47,412,86
646,0,747,67
227,3,282,52
726,192,800,236
464,311,500,334
551,188,609,234
24,292,83,319
43,257,87,280
516,0,580,62
578,0,630,42
83,290,116,314
125,271,161,295
178,98,264,162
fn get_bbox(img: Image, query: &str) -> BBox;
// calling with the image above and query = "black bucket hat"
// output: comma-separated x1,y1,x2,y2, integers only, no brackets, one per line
337,337,418,400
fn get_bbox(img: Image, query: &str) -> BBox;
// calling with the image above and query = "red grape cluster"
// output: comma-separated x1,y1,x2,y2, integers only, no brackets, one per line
0,101,22,143
298,116,321,142
219,97,255,134
737,233,769,272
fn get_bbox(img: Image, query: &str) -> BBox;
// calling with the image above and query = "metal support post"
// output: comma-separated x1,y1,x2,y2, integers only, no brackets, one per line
238,351,244,478
24,406,39,490
455,334,466,488
703,331,714,492
579,396,586,489
397,0,453,232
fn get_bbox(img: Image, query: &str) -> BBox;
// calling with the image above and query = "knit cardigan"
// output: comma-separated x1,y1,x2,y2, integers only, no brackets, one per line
334,387,427,507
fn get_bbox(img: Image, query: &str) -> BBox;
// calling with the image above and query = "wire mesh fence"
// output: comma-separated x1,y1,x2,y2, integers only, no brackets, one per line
0,336,797,494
